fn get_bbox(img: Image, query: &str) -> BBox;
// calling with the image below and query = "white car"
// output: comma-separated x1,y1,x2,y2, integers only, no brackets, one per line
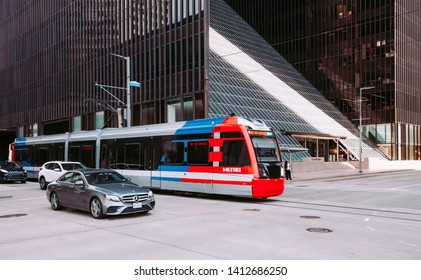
38,161,86,190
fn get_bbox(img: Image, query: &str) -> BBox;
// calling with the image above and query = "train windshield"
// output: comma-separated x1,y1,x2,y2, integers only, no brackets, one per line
251,136,281,163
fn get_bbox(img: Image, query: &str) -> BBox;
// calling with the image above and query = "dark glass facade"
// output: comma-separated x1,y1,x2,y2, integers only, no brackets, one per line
225,0,421,160
0,0,208,136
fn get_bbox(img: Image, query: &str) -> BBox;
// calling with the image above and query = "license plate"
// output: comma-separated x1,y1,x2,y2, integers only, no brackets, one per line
133,202,143,209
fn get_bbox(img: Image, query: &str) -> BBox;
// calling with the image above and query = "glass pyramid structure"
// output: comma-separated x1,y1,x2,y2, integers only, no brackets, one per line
208,0,385,160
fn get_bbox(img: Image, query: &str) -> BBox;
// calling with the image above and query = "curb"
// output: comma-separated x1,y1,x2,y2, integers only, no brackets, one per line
291,169,415,182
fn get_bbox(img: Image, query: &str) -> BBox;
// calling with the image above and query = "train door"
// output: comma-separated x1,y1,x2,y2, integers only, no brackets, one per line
143,139,161,189
100,143,119,169
186,140,213,194
161,140,186,191
215,138,253,196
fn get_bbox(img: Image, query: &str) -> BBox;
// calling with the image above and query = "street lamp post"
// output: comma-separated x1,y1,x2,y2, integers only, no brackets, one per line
94,53,140,128
104,53,140,128
359,86,374,173
109,53,131,127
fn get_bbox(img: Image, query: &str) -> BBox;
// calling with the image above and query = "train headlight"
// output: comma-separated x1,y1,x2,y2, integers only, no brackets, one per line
258,164,269,178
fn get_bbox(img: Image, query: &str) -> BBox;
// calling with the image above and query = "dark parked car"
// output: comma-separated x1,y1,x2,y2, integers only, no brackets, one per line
46,169,155,219
0,161,27,183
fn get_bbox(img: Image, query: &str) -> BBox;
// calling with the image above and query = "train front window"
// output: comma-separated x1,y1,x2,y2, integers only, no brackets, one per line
251,137,281,163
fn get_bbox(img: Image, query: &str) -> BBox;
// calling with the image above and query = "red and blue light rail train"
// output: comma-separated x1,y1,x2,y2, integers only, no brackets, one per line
11,116,285,198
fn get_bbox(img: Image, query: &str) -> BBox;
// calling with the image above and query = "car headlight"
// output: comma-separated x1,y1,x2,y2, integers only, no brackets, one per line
148,191,154,199
103,194,120,202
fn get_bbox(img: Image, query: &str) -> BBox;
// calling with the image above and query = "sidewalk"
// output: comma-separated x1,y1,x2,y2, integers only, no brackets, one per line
290,168,413,182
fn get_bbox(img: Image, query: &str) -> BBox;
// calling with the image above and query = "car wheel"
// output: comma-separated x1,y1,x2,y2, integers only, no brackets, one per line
50,192,62,210
90,198,104,219
39,177,47,190
21,180,27,184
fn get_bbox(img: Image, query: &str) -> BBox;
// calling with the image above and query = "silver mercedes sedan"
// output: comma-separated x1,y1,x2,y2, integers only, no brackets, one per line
46,169,155,219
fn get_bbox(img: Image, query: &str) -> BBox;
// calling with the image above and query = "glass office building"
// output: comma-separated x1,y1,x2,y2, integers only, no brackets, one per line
225,0,421,160
0,0,386,161
0,0,208,134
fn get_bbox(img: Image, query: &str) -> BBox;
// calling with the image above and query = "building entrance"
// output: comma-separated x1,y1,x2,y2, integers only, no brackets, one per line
290,132,351,162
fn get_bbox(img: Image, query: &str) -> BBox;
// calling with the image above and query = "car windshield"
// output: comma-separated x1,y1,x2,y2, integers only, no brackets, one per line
85,171,128,185
251,136,281,163
0,162,19,169
61,163,86,170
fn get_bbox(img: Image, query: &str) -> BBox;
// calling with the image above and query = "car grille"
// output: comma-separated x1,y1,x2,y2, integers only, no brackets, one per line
106,201,155,215
7,171,25,178
121,201,155,214
121,193,149,203
8,171,24,175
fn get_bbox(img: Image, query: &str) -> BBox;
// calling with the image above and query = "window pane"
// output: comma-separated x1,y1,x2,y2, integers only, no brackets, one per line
125,144,141,164
164,141,184,164
187,141,209,164
69,147,80,162
222,140,250,166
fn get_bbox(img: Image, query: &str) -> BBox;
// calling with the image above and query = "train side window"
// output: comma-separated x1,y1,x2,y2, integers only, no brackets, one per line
125,143,141,165
57,146,64,161
69,147,81,162
49,148,55,162
187,141,209,165
100,145,107,168
222,140,250,166
39,148,47,164
29,149,37,166
13,149,21,163
81,146,94,167
116,146,124,163
20,149,29,163
164,141,184,164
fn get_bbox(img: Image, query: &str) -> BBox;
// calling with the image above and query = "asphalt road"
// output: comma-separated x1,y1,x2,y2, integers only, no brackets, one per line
1,170,421,260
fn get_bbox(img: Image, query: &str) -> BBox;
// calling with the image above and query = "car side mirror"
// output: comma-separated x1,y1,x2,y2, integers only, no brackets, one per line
125,177,131,182
54,168,61,172
74,180,85,187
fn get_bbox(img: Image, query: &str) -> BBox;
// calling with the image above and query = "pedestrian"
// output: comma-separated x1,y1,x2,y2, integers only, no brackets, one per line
285,160,292,180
